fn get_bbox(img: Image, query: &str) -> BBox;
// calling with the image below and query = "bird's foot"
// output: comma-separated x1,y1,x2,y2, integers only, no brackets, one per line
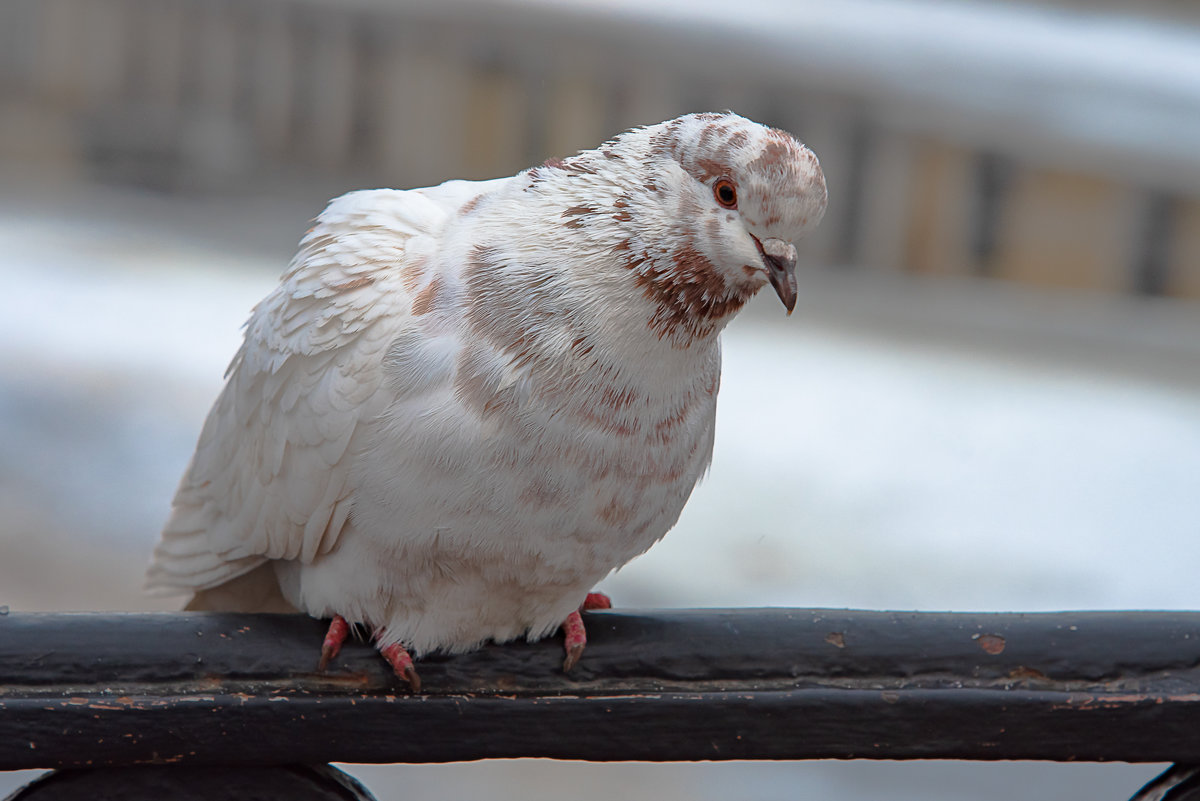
318,614,351,671
582,592,612,611
317,614,421,692
379,641,422,693
561,591,613,672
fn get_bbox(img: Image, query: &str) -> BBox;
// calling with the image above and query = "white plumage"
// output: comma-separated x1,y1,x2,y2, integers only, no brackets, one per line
147,112,826,678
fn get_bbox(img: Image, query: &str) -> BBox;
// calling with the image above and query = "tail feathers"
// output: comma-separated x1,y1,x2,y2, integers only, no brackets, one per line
147,519,271,600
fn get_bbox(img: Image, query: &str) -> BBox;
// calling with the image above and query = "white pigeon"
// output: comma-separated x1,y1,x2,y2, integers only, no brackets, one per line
147,112,827,689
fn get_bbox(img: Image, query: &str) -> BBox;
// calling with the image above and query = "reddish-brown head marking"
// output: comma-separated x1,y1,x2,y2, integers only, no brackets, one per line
630,242,753,343
749,132,798,175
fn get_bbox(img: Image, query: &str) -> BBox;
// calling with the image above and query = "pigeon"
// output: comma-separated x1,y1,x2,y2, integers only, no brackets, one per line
147,112,827,690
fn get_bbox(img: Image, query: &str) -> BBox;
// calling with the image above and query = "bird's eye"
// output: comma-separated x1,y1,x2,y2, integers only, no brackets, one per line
710,178,739,209
714,178,738,209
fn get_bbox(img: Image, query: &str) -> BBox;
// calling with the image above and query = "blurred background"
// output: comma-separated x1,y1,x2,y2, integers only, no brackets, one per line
2,0,1199,798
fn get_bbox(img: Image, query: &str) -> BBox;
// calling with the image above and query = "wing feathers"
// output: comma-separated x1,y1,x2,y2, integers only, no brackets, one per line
149,186,470,593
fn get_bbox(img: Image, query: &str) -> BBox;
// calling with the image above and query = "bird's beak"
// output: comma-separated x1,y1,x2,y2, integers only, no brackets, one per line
759,238,798,314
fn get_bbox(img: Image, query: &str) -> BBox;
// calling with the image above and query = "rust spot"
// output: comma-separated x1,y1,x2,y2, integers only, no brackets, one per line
974,633,1007,655
880,691,900,704
1007,666,1047,680
825,632,846,649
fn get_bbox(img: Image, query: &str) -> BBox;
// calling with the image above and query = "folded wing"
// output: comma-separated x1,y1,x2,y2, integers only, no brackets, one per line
147,186,467,596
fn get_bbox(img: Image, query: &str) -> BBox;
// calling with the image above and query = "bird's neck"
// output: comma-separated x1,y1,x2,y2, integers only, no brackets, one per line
465,166,751,363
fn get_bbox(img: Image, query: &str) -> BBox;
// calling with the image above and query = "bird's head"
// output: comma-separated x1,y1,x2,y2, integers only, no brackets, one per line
520,112,826,344
644,112,827,314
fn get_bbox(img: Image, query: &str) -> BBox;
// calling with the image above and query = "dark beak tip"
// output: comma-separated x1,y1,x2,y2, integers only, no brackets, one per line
756,237,799,316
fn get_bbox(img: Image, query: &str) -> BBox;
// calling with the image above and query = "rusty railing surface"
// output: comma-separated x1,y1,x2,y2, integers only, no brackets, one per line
2,610,1200,799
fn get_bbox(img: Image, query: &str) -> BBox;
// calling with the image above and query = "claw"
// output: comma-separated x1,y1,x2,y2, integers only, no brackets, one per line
561,592,613,672
318,614,351,671
380,641,422,693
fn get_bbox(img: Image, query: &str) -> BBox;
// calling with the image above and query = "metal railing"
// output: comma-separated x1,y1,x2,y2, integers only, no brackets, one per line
3,609,1200,798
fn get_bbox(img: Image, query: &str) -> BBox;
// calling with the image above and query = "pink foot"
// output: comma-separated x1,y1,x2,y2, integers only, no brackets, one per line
379,641,422,693
561,591,613,672
318,615,420,692
562,610,587,672
582,592,612,610
318,614,350,671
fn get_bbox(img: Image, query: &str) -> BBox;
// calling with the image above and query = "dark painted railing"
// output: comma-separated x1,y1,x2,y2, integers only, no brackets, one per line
2,610,1199,799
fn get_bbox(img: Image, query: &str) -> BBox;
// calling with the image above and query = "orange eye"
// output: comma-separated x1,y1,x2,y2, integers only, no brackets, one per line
713,178,738,209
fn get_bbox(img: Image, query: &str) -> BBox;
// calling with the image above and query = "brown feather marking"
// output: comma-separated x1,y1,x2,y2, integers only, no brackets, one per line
716,130,749,162
328,275,375,292
654,395,695,437
688,157,728,183
453,344,513,419
562,204,597,230
465,246,586,370
459,194,483,216
400,255,428,292
519,473,567,507
598,496,635,526
612,197,634,223
628,242,754,343
749,133,797,174
706,215,722,242
411,275,442,316
303,233,340,253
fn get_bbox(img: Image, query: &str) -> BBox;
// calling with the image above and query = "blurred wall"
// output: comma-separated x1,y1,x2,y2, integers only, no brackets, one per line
2,0,1198,299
